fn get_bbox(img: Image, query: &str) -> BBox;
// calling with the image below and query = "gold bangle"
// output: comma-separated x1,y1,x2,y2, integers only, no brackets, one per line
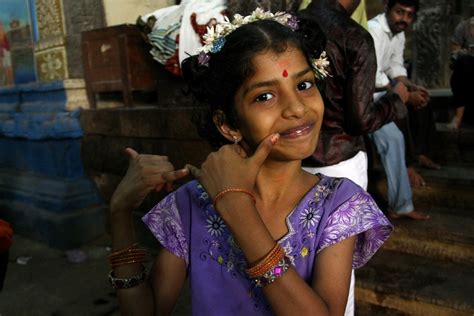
213,188,256,209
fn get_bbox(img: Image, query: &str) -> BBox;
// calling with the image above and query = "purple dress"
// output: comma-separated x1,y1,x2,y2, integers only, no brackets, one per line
143,174,393,315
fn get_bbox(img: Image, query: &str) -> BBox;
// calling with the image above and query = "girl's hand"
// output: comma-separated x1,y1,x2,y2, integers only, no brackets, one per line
188,133,279,199
110,148,189,216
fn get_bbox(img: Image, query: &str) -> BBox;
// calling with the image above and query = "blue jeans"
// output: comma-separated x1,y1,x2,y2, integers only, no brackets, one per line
370,122,414,214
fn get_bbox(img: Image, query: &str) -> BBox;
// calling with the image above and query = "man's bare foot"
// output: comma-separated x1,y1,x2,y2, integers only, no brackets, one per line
407,167,425,188
389,210,430,220
418,154,441,170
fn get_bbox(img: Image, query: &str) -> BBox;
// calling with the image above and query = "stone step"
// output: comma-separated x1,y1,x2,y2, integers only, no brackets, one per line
435,124,474,165
384,206,474,266
370,176,474,210
355,250,474,315
417,165,474,187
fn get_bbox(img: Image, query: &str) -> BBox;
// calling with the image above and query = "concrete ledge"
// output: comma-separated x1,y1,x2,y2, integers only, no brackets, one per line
80,106,202,139
81,135,212,176
1,200,105,249
0,138,85,178
0,169,103,213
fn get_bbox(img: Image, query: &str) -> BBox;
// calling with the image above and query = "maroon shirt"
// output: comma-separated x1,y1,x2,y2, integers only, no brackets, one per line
299,0,407,166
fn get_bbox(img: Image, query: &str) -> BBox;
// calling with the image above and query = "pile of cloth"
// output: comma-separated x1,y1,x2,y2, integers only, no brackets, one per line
138,0,227,76
0,219,12,253
137,0,304,76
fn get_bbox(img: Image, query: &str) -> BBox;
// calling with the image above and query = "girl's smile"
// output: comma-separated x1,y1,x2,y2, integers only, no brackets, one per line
279,122,315,139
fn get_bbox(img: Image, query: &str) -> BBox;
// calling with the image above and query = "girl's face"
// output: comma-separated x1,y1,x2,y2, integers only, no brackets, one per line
231,46,324,161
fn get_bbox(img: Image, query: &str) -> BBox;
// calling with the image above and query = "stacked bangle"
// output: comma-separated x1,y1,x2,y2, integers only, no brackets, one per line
213,188,256,209
246,243,291,287
108,243,148,269
253,255,292,288
245,243,292,288
246,244,284,278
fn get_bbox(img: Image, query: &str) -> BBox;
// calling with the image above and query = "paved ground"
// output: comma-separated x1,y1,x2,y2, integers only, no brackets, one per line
0,234,192,316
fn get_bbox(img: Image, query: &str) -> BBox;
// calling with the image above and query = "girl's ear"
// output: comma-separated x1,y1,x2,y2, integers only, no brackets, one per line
213,110,242,143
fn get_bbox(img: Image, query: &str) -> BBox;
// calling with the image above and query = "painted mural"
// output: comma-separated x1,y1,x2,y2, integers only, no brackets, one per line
0,0,36,86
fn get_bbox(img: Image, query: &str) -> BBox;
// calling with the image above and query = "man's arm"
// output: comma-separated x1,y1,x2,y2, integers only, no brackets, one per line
368,26,392,91
386,31,408,81
344,31,407,135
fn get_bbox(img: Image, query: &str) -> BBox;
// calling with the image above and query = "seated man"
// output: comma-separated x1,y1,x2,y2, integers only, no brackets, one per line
448,16,474,129
368,0,430,220
369,0,440,171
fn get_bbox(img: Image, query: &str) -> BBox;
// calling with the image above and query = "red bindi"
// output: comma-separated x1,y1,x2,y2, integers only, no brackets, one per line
282,69,288,77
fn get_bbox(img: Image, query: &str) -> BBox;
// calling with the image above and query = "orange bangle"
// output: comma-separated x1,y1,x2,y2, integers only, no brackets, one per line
109,243,139,258
108,243,148,268
213,188,256,209
246,244,285,278
247,249,284,278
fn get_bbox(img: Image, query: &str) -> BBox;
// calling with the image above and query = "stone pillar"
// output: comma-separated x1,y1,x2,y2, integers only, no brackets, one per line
0,0,108,249
411,0,455,88
34,0,106,80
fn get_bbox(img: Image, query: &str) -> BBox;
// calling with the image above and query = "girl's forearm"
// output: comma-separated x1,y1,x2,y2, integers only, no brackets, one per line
110,212,155,315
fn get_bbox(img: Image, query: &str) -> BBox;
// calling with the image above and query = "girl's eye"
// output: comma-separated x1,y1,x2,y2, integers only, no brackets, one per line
297,80,314,91
255,93,274,102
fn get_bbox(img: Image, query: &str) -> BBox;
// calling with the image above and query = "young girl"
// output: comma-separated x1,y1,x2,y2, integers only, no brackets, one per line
109,9,392,315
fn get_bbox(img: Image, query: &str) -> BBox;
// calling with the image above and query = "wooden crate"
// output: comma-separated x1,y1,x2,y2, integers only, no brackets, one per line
81,24,159,107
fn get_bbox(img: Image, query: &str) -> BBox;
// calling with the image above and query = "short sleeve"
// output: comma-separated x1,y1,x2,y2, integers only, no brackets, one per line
142,192,189,265
316,190,393,269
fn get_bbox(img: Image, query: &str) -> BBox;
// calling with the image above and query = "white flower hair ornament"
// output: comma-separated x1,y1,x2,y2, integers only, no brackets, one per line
196,8,330,80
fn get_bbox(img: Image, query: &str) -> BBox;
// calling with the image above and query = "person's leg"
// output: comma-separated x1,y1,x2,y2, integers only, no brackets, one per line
449,54,474,128
408,105,440,170
394,116,417,167
393,115,432,186
370,123,414,214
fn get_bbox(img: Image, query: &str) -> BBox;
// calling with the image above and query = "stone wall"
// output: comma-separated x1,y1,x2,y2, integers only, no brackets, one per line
63,0,107,79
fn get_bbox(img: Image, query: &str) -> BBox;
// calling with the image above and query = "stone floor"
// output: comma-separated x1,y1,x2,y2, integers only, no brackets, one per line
0,234,191,316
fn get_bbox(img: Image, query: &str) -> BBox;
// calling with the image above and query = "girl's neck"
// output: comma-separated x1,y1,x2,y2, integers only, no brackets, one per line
253,159,318,203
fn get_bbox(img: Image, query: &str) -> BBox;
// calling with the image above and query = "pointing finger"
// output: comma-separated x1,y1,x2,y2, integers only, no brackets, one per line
249,133,279,167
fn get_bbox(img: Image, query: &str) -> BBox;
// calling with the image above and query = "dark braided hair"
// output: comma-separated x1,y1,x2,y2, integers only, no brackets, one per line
181,17,325,149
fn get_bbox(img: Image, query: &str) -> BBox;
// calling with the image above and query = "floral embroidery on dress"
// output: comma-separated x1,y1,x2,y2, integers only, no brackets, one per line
317,191,392,268
206,214,226,236
299,207,321,229
195,183,248,278
142,193,189,265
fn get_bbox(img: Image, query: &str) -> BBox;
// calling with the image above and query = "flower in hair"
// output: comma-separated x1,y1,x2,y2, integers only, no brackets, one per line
197,8,297,65
311,51,330,80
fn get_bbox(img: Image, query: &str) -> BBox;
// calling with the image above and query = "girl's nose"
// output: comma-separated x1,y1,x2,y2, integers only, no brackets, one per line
282,95,306,118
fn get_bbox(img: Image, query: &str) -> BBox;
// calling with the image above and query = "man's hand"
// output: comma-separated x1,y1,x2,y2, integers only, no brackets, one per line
408,90,430,109
392,82,409,103
110,148,190,215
